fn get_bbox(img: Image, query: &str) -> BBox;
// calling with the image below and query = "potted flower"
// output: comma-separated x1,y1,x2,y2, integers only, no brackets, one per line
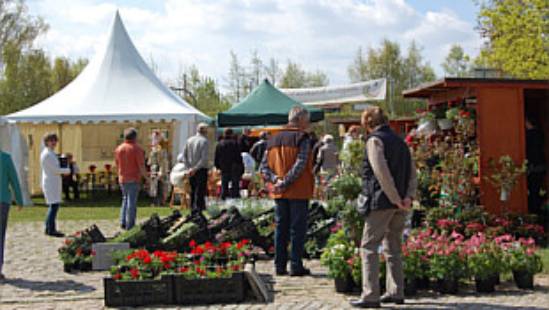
504,238,542,289
485,155,527,202
347,250,362,290
320,230,354,293
465,233,503,293
58,231,94,272
402,242,427,296
425,232,466,294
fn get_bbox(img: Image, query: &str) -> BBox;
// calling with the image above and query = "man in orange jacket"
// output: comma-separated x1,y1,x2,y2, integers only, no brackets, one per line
260,106,314,277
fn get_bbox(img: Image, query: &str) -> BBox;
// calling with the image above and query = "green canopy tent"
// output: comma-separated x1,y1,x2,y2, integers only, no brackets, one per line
217,79,324,127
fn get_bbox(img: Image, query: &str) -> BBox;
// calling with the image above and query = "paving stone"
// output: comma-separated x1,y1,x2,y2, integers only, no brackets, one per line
0,219,548,309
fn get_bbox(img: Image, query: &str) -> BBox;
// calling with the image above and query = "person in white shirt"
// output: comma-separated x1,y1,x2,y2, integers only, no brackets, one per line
40,133,70,237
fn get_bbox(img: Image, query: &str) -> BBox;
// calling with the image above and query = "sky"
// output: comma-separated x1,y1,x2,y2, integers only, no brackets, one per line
27,0,483,90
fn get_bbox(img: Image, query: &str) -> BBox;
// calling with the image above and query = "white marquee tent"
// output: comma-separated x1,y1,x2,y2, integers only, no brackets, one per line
0,117,32,205
6,12,209,194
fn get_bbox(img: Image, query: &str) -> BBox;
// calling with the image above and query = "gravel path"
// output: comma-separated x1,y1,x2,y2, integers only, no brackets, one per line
0,219,548,309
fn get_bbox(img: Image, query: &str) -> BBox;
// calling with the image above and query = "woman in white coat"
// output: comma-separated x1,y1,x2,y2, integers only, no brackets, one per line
40,133,70,237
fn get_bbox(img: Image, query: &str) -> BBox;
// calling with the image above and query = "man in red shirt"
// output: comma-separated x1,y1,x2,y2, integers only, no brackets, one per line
115,128,147,229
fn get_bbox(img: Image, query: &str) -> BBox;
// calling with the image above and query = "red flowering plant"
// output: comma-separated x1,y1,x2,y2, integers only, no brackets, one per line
110,240,252,281
58,230,94,269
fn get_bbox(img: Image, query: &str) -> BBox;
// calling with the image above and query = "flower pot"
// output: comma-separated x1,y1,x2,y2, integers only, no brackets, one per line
404,278,418,296
437,118,453,130
500,189,509,201
63,263,74,273
334,274,354,293
513,270,534,289
475,275,497,293
416,277,430,290
417,120,437,135
436,278,459,294
79,261,92,271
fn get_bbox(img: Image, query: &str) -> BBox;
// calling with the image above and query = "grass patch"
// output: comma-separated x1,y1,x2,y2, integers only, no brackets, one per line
10,194,175,222
540,247,549,275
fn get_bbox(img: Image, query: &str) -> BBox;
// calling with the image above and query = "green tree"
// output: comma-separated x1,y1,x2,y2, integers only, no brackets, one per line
441,44,471,77
0,0,48,63
0,43,53,114
280,61,329,88
476,0,549,78
306,70,329,87
51,57,72,91
178,65,230,117
348,39,435,116
280,61,307,88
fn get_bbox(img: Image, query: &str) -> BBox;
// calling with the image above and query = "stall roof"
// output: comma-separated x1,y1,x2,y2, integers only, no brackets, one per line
403,77,549,98
6,11,209,124
217,79,324,127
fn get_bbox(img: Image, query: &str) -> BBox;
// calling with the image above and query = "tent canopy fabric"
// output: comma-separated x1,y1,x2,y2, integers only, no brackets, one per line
6,11,209,124
217,80,324,127
0,117,32,205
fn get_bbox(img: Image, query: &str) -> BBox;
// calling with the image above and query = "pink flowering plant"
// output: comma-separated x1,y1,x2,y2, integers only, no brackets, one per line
402,229,431,280
497,236,542,274
464,233,504,280
423,231,467,281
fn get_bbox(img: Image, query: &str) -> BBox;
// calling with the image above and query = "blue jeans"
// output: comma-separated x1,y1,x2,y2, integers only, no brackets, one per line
120,182,139,229
274,199,308,271
45,203,60,233
0,203,10,273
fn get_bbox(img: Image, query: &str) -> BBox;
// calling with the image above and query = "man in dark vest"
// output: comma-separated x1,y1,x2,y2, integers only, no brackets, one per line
350,106,417,309
260,106,314,277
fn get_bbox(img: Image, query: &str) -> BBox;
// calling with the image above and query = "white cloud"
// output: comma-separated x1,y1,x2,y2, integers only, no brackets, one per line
28,0,481,90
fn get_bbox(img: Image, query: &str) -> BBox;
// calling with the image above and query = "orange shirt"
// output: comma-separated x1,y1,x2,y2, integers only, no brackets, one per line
115,141,145,183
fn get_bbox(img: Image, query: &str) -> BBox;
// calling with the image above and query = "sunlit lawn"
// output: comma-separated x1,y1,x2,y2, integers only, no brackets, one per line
10,193,175,222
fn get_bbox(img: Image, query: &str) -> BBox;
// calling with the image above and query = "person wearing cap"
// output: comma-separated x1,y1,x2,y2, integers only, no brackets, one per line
182,123,210,213
115,128,147,230
316,134,339,183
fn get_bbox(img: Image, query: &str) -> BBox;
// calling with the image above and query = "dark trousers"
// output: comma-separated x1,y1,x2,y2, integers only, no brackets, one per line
63,179,80,200
221,172,241,200
274,199,308,271
528,172,546,220
45,203,60,234
0,203,10,273
190,168,208,213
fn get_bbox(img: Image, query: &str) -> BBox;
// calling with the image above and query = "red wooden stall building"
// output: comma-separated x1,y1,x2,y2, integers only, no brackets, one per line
403,78,549,215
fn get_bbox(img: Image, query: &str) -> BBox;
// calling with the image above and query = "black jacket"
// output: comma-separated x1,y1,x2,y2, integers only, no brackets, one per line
215,138,244,175
250,139,267,164
362,125,412,213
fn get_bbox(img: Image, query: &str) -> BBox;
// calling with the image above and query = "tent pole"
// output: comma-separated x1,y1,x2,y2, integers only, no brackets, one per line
58,123,63,154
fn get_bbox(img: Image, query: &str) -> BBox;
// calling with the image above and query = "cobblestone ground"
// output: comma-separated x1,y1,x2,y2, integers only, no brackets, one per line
0,219,548,309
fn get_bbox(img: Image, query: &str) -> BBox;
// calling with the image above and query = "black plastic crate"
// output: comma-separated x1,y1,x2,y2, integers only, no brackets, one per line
104,276,173,307
172,272,245,305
